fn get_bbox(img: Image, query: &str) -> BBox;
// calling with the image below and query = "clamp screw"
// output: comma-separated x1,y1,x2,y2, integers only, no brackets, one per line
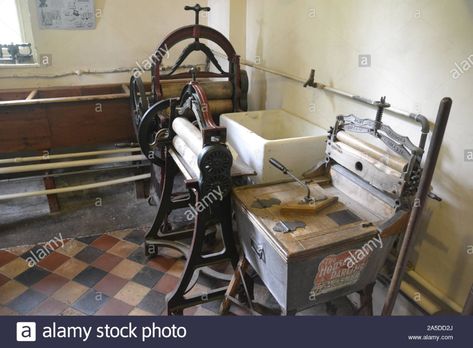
185,3,211,26
374,96,391,125
190,66,199,81
304,69,317,88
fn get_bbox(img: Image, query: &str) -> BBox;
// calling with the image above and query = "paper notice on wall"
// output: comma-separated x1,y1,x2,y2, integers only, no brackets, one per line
37,0,96,30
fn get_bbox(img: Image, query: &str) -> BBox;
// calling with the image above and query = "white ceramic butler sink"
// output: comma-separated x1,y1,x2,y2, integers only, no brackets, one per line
221,109,327,184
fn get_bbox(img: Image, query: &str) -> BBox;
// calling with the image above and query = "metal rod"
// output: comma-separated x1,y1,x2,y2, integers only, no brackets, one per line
219,52,433,148
0,147,141,165
0,173,151,201
382,97,452,316
0,155,146,175
322,84,430,149
0,64,205,80
0,92,129,107
285,171,310,199
0,163,149,183
269,158,312,201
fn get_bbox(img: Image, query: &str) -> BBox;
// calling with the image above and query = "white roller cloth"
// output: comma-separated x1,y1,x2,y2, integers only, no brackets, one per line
173,136,200,177
172,117,253,179
336,131,408,173
172,117,203,155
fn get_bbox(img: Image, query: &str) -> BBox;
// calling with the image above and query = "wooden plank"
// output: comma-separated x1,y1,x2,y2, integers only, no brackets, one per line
26,90,38,100
37,87,82,99
47,100,134,149
80,85,124,96
0,83,136,157
0,105,51,153
280,196,338,215
0,90,30,102
134,164,150,200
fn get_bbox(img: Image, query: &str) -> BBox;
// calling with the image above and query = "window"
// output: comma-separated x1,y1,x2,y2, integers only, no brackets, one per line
0,0,35,65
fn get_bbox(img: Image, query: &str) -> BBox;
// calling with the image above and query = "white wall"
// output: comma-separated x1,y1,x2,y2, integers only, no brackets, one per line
0,0,207,89
213,0,473,309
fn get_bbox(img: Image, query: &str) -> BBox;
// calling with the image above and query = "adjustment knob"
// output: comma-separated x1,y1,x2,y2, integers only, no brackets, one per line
184,3,211,25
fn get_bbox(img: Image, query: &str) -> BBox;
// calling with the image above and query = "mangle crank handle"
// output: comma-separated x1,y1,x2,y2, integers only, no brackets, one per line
269,158,312,202
269,158,290,174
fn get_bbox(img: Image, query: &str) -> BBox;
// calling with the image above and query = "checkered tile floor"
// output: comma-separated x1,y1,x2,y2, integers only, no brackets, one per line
0,227,227,316
1,227,361,316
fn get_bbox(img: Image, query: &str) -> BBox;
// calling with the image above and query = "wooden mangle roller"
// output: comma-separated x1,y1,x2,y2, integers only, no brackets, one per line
159,73,249,116
335,131,408,173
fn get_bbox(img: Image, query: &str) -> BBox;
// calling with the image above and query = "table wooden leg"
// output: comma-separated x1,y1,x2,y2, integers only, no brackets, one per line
134,163,149,199
220,257,249,315
43,176,60,213
357,282,375,316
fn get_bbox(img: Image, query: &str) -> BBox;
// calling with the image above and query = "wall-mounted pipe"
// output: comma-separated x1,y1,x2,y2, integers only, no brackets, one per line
0,154,146,175
0,173,151,201
219,50,433,150
0,148,141,165
304,70,431,150
0,64,207,80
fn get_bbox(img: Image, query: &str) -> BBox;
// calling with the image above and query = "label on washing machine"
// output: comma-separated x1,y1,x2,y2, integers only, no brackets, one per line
310,249,370,299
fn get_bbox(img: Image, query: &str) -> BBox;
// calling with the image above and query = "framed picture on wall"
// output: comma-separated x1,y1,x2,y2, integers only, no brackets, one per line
37,0,96,30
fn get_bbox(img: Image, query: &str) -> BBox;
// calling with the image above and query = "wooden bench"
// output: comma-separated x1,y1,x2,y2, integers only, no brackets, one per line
0,83,149,212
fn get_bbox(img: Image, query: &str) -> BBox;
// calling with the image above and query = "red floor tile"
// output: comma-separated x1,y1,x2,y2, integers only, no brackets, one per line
94,273,128,297
90,235,120,251
92,253,123,272
1,227,242,317
0,273,9,287
38,252,70,271
0,251,17,268
154,274,179,294
32,273,69,296
147,256,176,273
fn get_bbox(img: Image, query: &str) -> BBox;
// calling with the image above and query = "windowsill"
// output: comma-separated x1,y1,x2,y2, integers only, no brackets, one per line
0,63,40,68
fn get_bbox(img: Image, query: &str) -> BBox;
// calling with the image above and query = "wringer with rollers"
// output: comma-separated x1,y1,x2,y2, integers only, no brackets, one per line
129,4,254,314
223,96,450,316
